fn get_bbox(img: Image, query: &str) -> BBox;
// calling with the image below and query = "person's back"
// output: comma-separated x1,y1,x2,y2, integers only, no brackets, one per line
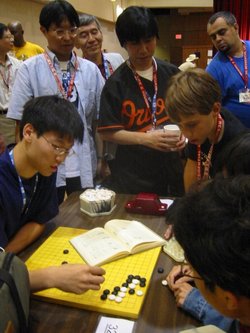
98,6,185,196
8,21,44,60
170,176,250,333
206,11,250,128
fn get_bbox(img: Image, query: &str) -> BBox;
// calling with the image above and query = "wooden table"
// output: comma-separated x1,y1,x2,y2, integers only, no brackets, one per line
20,193,200,333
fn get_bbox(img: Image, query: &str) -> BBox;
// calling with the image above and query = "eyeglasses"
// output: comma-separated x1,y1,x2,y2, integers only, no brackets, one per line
42,135,71,156
51,27,78,38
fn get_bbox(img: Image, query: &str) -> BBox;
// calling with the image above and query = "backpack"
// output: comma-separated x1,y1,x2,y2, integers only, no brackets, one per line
0,252,30,333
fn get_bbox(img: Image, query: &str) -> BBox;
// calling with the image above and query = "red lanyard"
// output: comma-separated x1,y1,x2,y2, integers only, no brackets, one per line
44,52,78,99
228,42,248,88
127,58,158,128
0,63,11,89
197,114,223,181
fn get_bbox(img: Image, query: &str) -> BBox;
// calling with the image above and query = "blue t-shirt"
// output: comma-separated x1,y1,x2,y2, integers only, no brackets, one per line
0,147,59,248
206,41,250,128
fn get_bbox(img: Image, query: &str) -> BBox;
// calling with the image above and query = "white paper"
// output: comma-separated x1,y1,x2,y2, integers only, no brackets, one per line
95,316,135,333
207,49,213,57
160,198,174,207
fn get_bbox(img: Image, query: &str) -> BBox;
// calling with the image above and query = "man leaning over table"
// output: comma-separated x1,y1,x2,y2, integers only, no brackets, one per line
0,95,105,294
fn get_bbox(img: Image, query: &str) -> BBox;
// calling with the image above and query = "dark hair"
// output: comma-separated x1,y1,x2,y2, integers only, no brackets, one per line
208,11,237,26
39,0,79,30
78,13,101,30
0,23,8,39
115,6,159,47
217,131,250,176
169,176,250,298
165,69,222,122
19,96,84,142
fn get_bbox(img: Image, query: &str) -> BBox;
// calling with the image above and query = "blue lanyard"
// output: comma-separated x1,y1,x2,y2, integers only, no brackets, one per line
102,53,114,80
9,149,38,214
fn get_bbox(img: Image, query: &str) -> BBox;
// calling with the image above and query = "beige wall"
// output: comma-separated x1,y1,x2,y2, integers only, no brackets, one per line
0,0,126,57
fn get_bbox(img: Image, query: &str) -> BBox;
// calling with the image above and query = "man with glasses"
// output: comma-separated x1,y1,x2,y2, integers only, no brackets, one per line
7,0,104,204
0,23,21,150
0,95,84,253
0,95,105,305
166,176,250,332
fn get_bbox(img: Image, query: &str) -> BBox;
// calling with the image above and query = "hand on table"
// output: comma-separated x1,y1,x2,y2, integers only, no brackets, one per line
166,264,193,306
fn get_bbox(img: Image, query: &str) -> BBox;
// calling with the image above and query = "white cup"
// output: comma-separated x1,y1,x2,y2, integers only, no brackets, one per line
163,124,181,137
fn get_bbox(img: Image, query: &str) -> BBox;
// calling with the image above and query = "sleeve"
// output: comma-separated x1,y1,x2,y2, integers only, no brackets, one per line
94,67,105,121
7,62,34,121
98,79,125,132
182,287,234,332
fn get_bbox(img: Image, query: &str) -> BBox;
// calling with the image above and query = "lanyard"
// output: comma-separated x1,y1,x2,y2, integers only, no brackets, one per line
227,42,248,88
0,63,11,89
127,57,158,128
197,114,223,181
102,53,114,80
44,52,78,99
9,149,38,214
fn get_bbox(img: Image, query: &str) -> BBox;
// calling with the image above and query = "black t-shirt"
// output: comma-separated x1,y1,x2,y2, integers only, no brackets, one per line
186,108,246,177
98,59,184,196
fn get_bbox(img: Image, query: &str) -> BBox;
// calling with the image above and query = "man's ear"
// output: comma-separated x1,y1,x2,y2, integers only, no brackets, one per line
212,102,221,116
40,26,47,37
23,123,35,143
224,290,239,311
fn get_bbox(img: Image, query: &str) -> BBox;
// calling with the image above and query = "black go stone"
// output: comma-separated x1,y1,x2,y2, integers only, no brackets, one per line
103,289,110,295
128,274,134,279
140,277,146,283
61,261,68,265
157,267,164,274
112,291,118,295
140,282,146,287
100,294,107,300
129,289,135,295
122,282,128,287
114,286,120,292
134,275,140,280
63,249,69,254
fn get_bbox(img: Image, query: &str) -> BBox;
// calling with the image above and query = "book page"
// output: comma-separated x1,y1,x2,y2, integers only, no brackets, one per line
70,228,130,266
105,220,165,253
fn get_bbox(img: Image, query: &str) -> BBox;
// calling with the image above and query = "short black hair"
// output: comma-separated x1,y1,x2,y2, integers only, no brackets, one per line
208,11,237,26
39,0,80,30
19,96,84,143
169,176,250,298
0,23,8,39
217,131,250,176
115,6,159,47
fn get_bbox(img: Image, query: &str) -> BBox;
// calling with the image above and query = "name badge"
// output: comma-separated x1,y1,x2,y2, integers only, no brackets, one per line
239,88,250,103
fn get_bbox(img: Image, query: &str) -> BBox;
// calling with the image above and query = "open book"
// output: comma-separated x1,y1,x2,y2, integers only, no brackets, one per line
69,219,165,266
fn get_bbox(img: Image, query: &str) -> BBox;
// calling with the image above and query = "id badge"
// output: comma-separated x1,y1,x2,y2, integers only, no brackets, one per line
239,88,250,103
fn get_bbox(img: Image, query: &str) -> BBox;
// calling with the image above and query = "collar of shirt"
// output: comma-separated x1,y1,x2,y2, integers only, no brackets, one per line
45,48,77,70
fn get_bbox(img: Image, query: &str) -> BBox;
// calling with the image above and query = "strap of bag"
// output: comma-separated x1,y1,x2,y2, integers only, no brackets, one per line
0,254,28,333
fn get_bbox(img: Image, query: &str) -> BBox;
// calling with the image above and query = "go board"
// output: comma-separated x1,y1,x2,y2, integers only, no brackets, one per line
26,226,161,319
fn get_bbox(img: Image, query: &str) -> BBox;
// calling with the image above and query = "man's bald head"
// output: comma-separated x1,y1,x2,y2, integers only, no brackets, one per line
8,21,25,46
